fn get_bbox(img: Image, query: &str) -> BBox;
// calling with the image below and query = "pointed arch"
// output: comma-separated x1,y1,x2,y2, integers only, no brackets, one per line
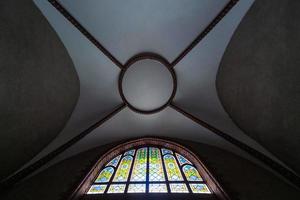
69,138,230,200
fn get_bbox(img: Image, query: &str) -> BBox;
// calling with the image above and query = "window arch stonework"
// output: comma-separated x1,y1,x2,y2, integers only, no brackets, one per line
70,138,230,200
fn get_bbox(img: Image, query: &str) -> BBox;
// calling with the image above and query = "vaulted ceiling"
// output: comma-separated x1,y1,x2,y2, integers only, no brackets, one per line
1,0,299,190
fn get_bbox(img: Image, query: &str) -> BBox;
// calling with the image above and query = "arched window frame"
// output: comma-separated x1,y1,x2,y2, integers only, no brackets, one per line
69,138,230,200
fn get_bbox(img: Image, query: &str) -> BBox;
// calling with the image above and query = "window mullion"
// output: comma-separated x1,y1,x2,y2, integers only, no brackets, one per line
146,147,150,193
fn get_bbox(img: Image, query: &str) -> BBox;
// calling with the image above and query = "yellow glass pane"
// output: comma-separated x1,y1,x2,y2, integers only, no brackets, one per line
130,148,147,181
113,156,133,182
149,147,165,181
163,154,183,181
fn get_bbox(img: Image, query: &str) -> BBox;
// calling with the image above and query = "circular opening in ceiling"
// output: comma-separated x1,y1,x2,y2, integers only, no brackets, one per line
119,54,176,114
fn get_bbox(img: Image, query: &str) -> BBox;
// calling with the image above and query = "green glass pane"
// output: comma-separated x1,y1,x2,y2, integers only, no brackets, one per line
149,183,168,193
113,156,133,182
161,148,173,155
95,167,114,183
106,155,121,167
182,165,203,181
130,148,147,181
175,153,192,166
190,184,211,193
149,147,165,181
87,185,107,194
124,149,135,156
170,183,189,193
163,154,183,181
107,184,126,193
127,184,146,193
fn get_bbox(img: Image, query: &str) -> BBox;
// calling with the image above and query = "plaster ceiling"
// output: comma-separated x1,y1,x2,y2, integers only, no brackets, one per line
3,0,299,188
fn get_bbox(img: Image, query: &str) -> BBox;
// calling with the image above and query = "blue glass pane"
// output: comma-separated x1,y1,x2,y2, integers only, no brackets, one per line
106,155,121,167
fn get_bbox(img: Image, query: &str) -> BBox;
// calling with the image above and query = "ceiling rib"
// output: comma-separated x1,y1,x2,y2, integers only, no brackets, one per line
170,0,239,68
169,103,300,188
48,0,124,69
0,103,126,188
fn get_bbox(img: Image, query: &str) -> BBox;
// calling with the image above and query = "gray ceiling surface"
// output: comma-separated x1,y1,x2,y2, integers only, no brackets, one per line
10,0,297,185
217,0,300,174
0,0,79,180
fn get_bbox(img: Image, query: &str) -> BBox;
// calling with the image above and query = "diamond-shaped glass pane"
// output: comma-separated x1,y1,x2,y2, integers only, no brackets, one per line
149,183,168,193
130,148,147,181
170,183,189,193
149,147,165,181
127,184,146,193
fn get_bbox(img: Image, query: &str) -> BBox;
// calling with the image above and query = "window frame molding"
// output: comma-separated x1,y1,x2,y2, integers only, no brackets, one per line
69,137,230,200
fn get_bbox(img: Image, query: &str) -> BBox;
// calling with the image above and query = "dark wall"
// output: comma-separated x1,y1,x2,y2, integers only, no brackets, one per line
216,0,300,173
2,139,300,200
0,0,79,180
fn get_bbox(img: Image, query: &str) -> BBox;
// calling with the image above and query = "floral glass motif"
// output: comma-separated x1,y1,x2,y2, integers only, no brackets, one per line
87,146,212,195
95,167,114,183
182,165,203,181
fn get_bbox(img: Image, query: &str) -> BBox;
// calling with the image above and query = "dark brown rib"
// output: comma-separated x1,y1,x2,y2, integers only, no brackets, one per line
169,103,300,188
170,0,239,68
0,103,126,189
48,0,124,69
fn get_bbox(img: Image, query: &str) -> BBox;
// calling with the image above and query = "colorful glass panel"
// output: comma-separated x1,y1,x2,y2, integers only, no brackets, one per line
149,184,168,193
175,153,192,166
170,183,189,193
130,148,147,181
124,149,135,156
161,148,173,155
127,184,146,193
149,147,165,181
182,165,203,181
106,155,121,167
87,185,107,194
107,184,126,193
190,184,211,194
95,167,114,183
87,146,214,195
113,156,133,182
163,154,183,181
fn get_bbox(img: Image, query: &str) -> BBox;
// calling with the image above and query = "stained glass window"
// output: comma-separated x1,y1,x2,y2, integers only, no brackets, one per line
86,146,212,195
95,167,114,183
